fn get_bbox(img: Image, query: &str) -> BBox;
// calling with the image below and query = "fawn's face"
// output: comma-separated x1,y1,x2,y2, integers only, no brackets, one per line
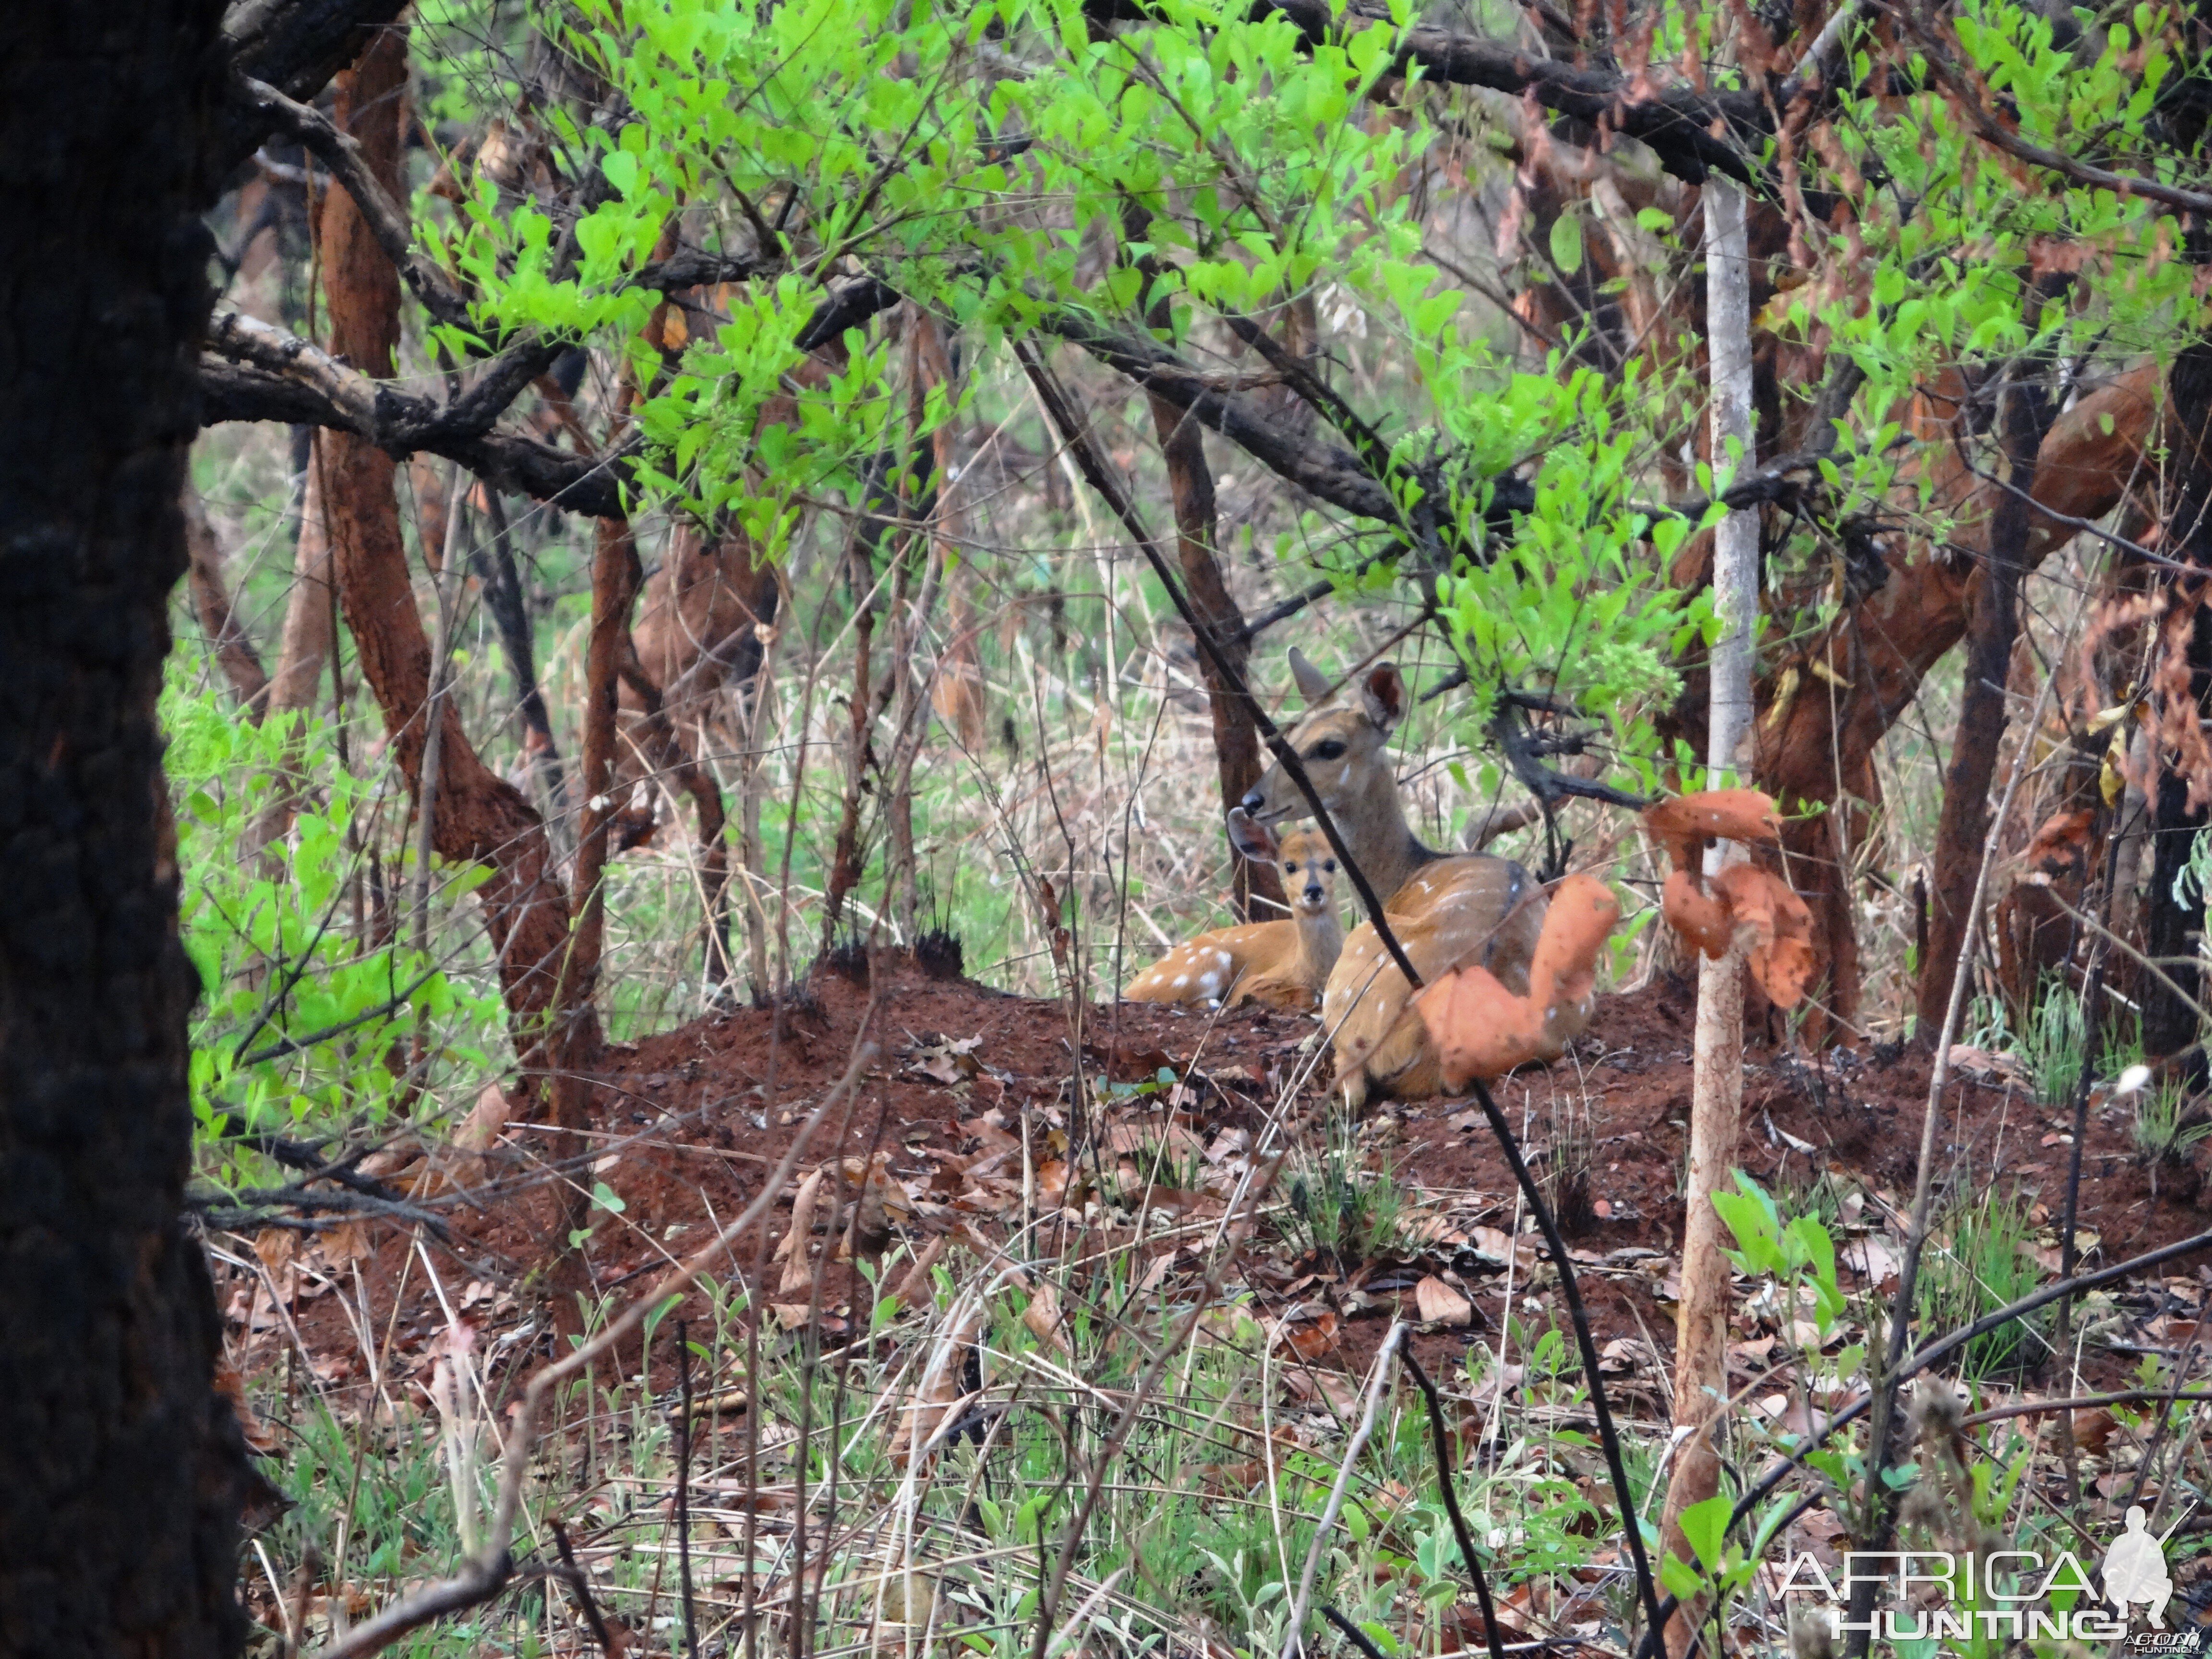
1275,829,1338,918
1240,660,1406,827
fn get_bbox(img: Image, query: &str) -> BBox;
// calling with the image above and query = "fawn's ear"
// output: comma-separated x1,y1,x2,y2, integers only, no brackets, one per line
1226,806,1278,864
1358,662,1407,731
1287,647,1333,706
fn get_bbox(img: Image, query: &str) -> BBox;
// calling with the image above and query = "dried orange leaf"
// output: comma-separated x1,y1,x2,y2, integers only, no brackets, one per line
1713,864,1816,1008
1642,789,1782,873
1530,873,1620,1010
1662,868,1734,959
1415,963,1549,1088
1022,1281,1072,1357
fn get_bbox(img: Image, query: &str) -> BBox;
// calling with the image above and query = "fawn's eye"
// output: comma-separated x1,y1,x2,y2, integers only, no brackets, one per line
1310,739,1346,761
1284,862,1297,874
1324,861,1336,872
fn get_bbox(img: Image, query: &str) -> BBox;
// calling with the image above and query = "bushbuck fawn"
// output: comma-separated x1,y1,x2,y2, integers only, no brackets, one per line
1124,809,1344,1010
1240,653,1588,1106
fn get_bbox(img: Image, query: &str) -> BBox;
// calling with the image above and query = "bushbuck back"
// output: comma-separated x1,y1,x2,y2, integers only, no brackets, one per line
1124,810,1343,1010
1240,654,1588,1106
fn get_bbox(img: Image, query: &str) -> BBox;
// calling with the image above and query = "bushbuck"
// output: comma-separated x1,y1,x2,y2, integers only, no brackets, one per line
1124,808,1344,1010
1240,653,1589,1106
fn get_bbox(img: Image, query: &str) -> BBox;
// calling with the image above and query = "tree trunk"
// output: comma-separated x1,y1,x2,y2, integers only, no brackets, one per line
2142,341,2212,1066
572,516,645,1024
264,433,337,721
1741,365,2158,1032
316,25,587,1093
1146,389,1284,922
182,483,271,714
1917,353,2057,1032
1659,173,1755,1659
1,0,248,1652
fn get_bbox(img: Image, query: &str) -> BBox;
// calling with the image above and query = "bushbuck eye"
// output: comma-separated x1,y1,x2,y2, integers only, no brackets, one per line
1324,861,1336,872
1284,862,1297,874
1310,739,1346,761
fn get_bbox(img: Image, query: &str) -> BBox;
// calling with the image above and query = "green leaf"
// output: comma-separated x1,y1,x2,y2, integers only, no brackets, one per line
1550,213,1584,275
1677,1493,1732,1569
591,1180,627,1214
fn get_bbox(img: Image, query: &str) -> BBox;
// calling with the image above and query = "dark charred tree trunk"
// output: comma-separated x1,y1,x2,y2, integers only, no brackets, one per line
1917,350,2058,1033
2142,340,2212,1067
1,0,249,1653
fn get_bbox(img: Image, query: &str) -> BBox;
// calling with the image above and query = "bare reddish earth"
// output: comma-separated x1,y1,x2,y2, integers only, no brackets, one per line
228,950,2212,1404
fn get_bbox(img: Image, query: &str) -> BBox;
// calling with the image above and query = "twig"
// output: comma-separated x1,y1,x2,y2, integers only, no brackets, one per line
1282,1321,1408,1659
551,1520,622,1656
675,1318,699,1659
1401,1346,1510,1659
1843,603,2061,1653
1466,1075,1667,1647
1028,1154,1284,1659
1323,1606,1394,1659
232,73,478,335
1014,339,1425,988
234,968,441,1067
1963,1389,2212,1427
308,1035,883,1659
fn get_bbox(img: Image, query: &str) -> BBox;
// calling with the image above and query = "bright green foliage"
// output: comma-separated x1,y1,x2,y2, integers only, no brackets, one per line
164,657,504,1178
1712,1169,1847,1339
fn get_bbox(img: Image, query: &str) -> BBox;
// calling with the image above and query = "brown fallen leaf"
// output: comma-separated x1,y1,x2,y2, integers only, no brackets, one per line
1275,1308,1342,1362
1022,1281,1073,1357
1415,1274,1473,1327
777,1167,827,1294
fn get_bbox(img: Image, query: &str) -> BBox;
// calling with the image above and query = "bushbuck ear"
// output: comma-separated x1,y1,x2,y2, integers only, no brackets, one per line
1359,662,1407,730
1287,647,1333,705
1226,806,1278,864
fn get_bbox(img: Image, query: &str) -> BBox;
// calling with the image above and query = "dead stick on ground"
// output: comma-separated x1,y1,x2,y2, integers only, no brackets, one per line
1280,1320,1407,1659
310,1033,883,1659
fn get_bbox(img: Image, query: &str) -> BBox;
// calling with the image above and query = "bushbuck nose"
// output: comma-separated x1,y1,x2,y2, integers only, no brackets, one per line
1240,787,1265,813
1304,882,1326,907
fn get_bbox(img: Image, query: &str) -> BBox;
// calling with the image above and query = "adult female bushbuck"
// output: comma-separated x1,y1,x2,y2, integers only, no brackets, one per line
1124,808,1344,1009
1240,653,1589,1106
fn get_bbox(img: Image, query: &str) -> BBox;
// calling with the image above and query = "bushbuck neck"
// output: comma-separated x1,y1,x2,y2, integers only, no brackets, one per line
1239,656,1442,905
1122,812,1344,1007
1274,825,1346,982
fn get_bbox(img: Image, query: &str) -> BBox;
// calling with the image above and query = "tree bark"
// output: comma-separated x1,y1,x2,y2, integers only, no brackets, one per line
571,516,645,1027
1742,363,2158,1031
1916,352,2057,1032
2142,341,2212,1065
1,0,249,1652
1658,174,1755,1659
315,24,587,1093
182,483,271,714
1145,397,1286,921
264,428,337,721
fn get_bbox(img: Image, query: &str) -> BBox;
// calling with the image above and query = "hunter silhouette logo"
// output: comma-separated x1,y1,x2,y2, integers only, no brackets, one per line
1778,1506,2201,1647
2104,1506,2176,1628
